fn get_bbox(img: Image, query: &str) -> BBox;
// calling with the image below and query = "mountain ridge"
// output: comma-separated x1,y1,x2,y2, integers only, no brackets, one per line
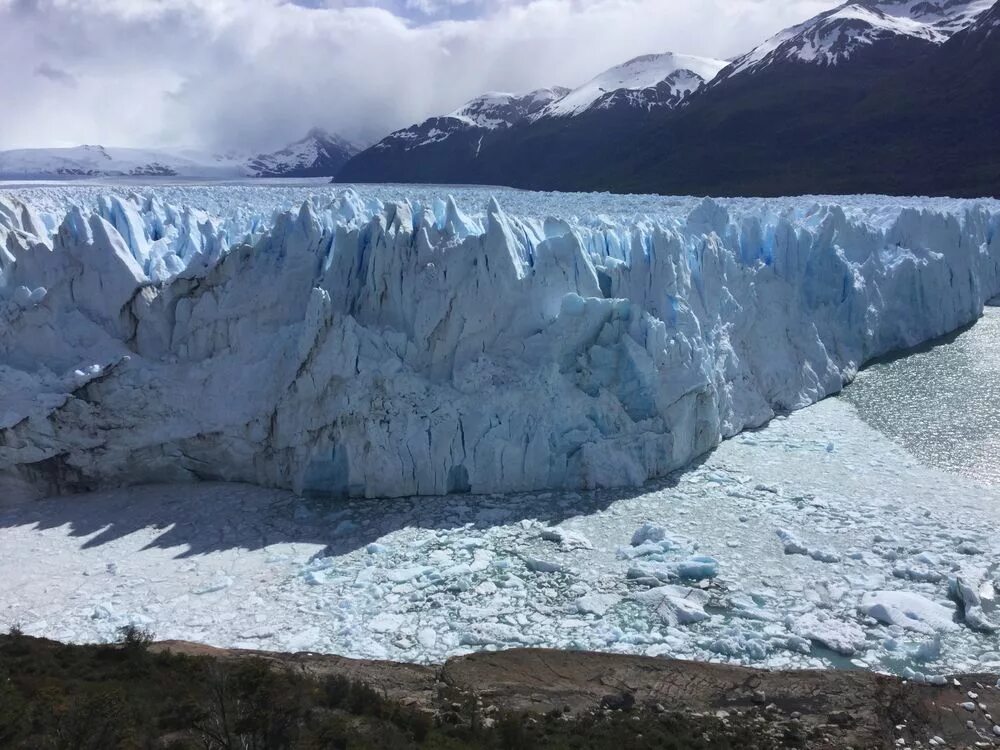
336,0,999,197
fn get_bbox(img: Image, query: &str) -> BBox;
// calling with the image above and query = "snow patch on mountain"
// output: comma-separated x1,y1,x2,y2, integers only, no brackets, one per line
963,0,1000,36
539,53,728,118
373,88,570,152
721,0,995,77
1,187,998,502
449,89,570,129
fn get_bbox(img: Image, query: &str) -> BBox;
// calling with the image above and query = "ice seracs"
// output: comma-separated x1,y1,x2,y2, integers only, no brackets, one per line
0,187,998,502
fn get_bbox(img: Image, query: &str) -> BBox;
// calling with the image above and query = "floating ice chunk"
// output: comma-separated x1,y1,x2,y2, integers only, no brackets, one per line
91,604,114,621
633,585,710,626
860,591,958,635
702,625,805,660
626,565,668,588
417,627,437,649
728,596,782,623
948,577,998,634
618,539,683,560
956,541,984,555
525,557,571,574
191,576,234,595
12,286,31,306
913,636,942,662
469,549,493,573
387,566,433,583
893,564,944,584
460,622,538,647
658,596,710,626
776,529,841,563
12,286,46,307
791,612,867,656
576,593,622,617
304,571,328,586
540,527,594,551
369,613,405,634
627,554,718,585
354,567,376,586
631,523,668,546
673,555,719,581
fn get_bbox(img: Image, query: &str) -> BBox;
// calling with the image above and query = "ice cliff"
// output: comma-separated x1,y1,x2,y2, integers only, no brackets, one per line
2,189,998,501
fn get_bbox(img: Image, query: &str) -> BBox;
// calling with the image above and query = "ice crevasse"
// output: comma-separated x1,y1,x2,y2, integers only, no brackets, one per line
1,189,998,501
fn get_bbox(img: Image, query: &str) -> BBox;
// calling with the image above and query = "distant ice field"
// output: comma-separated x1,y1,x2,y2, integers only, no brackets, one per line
8,180,1000,236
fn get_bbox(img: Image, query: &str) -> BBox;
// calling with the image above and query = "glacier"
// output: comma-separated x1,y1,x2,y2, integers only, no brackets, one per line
1,186,999,502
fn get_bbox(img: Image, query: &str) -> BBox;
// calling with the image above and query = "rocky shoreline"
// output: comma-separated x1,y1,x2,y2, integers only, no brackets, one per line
154,641,1000,749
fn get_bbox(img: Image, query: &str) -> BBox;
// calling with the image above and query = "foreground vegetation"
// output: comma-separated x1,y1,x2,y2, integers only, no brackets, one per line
0,628,809,749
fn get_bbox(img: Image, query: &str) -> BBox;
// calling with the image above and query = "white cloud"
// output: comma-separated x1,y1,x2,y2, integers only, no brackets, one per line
0,0,831,151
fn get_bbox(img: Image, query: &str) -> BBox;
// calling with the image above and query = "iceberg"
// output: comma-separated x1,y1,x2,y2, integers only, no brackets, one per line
1,187,998,501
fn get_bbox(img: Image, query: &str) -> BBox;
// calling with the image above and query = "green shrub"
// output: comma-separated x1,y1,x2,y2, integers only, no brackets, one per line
116,624,154,652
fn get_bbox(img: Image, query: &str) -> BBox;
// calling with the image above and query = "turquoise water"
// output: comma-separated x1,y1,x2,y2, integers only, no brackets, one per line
842,307,1000,486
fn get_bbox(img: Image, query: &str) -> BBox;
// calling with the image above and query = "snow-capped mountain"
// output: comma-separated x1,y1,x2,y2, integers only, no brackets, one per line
354,52,725,162
337,52,726,184
718,0,994,79
337,0,998,197
537,53,727,118
369,88,569,155
451,88,570,129
246,128,358,178
962,0,1000,37
0,130,360,180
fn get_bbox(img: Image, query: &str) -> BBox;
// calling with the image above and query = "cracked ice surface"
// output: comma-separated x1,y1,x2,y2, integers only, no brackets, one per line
1,396,997,675
2,185,1000,500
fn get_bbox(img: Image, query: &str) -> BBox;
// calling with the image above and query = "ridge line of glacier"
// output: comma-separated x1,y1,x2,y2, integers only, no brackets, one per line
1,188,998,501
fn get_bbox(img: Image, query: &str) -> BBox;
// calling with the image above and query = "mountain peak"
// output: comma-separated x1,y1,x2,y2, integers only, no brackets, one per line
247,129,359,178
537,52,728,118
718,0,994,78
447,88,569,129
303,127,333,141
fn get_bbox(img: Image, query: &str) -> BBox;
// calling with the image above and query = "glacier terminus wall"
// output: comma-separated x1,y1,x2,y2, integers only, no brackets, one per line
1,187,998,501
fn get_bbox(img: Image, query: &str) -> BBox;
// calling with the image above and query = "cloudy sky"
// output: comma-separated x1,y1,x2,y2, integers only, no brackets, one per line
0,0,832,152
